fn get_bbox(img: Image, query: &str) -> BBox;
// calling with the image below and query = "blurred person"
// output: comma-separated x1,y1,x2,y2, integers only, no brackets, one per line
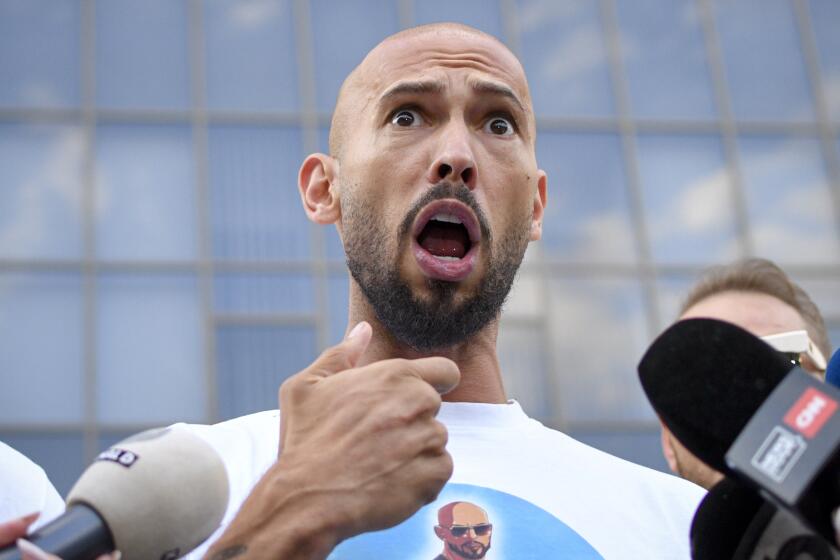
660,258,831,490
179,23,704,559
0,442,119,558
0,441,63,532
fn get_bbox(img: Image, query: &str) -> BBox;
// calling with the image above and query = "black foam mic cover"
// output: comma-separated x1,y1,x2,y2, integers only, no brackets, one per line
638,318,794,473
691,478,764,559
692,479,840,559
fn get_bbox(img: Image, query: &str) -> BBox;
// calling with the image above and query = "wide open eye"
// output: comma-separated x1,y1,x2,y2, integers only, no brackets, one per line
484,116,514,136
391,109,424,127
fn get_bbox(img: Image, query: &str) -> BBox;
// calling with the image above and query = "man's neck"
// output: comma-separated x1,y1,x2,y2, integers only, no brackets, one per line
346,305,507,404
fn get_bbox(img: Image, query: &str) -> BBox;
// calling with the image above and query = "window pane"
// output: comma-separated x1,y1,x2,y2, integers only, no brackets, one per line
795,277,840,320
656,274,697,331
214,272,315,314
415,0,504,39
97,274,205,424
536,132,636,263
0,124,84,259
96,0,189,110
216,325,317,419
616,0,716,119
505,271,544,319
0,433,84,497
310,0,399,113
809,0,840,121
548,276,653,423
95,125,196,260
739,136,840,264
637,134,739,264
714,0,814,121
518,0,614,117
209,125,309,260
0,273,83,424
498,321,552,422
327,273,349,345
0,0,80,108
204,0,299,112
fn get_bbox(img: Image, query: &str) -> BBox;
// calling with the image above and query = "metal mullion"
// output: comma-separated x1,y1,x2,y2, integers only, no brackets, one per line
0,259,85,272
294,0,330,350
793,0,840,250
397,0,413,30
0,108,81,122
189,0,218,424
0,423,165,434
565,420,661,432
206,111,303,126
697,0,753,257
600,0,661,338
215,313,318,328
499,0,558,428
81,0,99,464
500,0,520,55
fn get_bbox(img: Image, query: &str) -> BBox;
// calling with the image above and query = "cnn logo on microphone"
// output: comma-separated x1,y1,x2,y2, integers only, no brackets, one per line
783,388,838,439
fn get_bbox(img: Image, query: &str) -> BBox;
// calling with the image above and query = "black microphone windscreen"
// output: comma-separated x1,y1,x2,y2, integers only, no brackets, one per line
826,349,840,389
638,318,793,473
691,478,764,560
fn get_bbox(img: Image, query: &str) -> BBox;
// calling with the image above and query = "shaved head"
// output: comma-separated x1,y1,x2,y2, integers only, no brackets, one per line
328,23,533,159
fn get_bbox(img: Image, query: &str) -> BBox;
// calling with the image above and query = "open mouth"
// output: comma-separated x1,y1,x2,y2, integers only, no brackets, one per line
411,200,481,282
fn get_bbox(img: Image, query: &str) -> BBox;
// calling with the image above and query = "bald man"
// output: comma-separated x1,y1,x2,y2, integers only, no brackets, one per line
434,502,493,560
181,23,703,559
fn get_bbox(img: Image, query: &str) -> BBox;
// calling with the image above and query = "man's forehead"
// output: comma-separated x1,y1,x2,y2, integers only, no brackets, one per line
353,27,530,106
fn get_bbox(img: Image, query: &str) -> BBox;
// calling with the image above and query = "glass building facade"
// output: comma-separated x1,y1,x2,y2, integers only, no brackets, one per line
1,0,839,494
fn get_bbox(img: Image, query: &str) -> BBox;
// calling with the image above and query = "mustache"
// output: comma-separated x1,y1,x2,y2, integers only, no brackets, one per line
397,182,492,243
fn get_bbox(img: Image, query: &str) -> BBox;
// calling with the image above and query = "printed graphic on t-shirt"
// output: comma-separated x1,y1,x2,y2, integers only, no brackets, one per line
328,483,604,559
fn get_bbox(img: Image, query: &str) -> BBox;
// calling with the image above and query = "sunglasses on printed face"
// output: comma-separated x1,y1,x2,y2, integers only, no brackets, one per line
760,329,827,375
446,523,493,538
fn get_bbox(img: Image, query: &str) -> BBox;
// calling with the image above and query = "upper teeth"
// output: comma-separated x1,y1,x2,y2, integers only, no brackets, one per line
432,213,462,224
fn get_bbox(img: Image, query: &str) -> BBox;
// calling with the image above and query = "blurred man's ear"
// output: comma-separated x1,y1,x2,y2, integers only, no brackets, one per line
659,420,678,474
299,153,340,225
529,169,547,241
434,526,447,540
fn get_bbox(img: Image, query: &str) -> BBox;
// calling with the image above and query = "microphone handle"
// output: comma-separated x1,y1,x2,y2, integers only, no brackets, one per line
0,504,114,560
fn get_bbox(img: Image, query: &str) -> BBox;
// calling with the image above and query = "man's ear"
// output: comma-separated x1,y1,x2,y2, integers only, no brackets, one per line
434,526,447,540
299,153,340,224
529,169,547,241
659,420,679,474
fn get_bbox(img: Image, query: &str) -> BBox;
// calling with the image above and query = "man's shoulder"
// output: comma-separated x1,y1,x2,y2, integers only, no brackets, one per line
479,419,705,516
173,410,281,478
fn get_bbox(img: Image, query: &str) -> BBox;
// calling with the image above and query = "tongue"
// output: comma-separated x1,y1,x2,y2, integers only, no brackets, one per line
418,221,468,259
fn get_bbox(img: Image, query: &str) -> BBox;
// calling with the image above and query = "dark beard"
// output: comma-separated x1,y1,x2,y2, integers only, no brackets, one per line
343,182,529,352
447,541,491,559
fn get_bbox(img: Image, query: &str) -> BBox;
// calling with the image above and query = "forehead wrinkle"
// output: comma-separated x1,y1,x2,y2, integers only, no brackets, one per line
379,79,446,104
469,79,526,113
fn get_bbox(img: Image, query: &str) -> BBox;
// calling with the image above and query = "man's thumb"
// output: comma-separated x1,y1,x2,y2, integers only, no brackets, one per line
316,321,372,375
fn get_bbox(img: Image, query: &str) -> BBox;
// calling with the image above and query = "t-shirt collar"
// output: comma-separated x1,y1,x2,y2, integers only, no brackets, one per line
436,399,530,429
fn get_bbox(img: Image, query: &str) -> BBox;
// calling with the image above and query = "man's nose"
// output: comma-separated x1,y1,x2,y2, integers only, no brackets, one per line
426,122,477,189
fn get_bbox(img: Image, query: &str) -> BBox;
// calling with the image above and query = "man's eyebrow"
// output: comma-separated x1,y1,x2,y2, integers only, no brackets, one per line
471,80,525,113
379,80,445,103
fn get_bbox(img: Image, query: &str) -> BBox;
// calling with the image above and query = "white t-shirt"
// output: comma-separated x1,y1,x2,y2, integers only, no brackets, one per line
180,402,705,559
0,441,65,531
